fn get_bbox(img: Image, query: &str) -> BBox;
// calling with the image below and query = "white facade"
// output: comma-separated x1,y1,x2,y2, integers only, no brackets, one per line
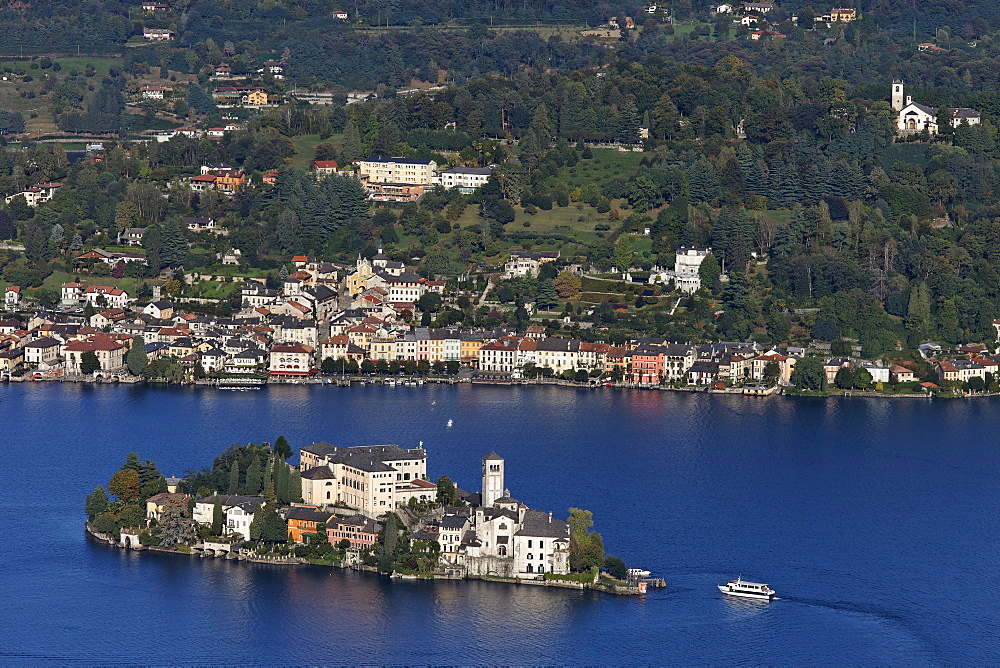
357,157,437,185
482,453,505,508
433,167,493,193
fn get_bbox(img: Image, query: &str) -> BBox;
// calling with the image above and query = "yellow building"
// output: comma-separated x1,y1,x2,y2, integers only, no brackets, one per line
244,89,269,106
346,256,376,296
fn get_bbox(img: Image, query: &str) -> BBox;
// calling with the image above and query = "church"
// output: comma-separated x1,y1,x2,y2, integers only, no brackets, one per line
440,453,572,578
891,80,981,135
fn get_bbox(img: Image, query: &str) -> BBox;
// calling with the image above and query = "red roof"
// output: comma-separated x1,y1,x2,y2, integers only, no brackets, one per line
291,255,308,262
311,160,339,170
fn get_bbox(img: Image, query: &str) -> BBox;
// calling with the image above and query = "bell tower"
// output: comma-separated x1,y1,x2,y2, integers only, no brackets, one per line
482,453,505,508
891,80,904,112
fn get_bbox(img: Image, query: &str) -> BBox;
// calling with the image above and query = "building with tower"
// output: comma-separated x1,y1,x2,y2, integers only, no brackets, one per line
445,452,571,578
482,452,505,508
891,80,981,136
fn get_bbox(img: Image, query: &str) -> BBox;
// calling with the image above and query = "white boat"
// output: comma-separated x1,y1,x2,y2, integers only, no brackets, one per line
717,577,775,600
627,568,651,578
446,419,453,427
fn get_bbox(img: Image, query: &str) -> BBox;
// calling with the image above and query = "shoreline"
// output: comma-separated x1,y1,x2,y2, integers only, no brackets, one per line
18,374,995,400
85,523,644,596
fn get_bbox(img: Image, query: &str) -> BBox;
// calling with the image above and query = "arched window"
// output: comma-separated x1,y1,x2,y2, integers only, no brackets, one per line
526,564,533,573
404,472,410,480
538,564,544,573
498,545,507,556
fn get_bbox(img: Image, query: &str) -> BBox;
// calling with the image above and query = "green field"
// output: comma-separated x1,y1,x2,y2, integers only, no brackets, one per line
289,134,343,169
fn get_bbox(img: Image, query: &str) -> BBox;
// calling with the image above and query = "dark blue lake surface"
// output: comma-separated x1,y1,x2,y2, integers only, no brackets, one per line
0,383,997,664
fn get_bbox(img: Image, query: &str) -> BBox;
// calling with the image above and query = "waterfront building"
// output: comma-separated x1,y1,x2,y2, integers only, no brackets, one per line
192,494,265,540
456,453,571,578
299,443,427,518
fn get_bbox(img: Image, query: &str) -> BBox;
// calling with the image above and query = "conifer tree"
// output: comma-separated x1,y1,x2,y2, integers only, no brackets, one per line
127,336,148,376
227,463,241,495
212,498,224,535
243,455,262,495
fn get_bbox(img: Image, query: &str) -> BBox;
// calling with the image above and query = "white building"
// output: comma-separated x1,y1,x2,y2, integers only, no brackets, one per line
192,495,265,540
503,251,560,279
299,443,428,518
650,247,711,293
433,166,494,193
892,81,981,135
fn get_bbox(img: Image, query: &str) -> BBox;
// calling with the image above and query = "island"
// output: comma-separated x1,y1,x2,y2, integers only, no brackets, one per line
85,438,650,595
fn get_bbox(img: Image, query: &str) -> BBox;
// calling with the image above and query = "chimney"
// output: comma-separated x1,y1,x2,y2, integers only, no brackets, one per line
906,95,912,105
548,512,552,522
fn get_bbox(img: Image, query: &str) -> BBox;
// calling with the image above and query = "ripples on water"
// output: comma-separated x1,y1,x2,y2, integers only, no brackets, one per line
0,384,995,664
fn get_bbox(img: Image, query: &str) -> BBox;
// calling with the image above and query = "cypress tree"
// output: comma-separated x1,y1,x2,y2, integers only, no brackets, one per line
289,470,302,503
212,498,223,535
227,462,241,495
126,336,148,376
243,455,262,495
273,435,292,461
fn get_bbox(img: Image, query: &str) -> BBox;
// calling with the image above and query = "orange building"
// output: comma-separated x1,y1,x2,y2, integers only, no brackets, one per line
285,505,334,543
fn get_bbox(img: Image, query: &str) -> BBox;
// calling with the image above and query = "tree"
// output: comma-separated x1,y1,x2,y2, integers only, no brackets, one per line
127,336,148,375
762,361,781,386
85,486,108,519
567,507,604,572
108,468,140,502
249,502,287,544
436,475,459,506
790,356,826,391
535,279,558,310
604,554,628,580
834,366,857,390
156,500,198,546
227,462,241,495
211,497,224,535
243,455,262,495
554,271,581,298
698,253,721,292
80,350,101,375
274,435,292,461
613,237,636,274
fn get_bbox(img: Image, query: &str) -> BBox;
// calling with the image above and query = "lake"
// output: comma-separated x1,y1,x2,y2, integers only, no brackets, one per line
0,383,996,664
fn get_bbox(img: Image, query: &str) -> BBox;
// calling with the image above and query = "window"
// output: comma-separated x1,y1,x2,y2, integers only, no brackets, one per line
527,540,532,548
526,564,533,573
539,541,544,549
527,553,533,560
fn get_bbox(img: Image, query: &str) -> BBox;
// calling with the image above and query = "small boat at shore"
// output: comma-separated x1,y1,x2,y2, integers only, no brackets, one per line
717,577,775,600
627,568,651,579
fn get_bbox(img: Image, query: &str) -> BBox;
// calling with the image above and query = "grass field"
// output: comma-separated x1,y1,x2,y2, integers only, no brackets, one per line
289,134,342,169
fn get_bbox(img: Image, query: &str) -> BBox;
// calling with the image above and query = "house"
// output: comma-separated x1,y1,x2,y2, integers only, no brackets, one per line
284,505,334,543
117,227,146,246
0,347,23,371
326,514,381,548
192,494,265,540
433,166,494,193
892,81,981,135
140,85,166,100
82,286,129,309
503,251,560,279
243,89,269,106
858,363,890,384
5,182,62,207
310,160,340,178
823,357,851,384
333,10,349,19
184,216,215,231
189,174,217,192
889,364,915,384
268,342,314,377
741,0,775,12
143,28,174,41
141,1,169,12
24,337,62,366
750,29,786,40
61,282,83,306
936,359,986,384
213,170,246,193
750,353,796,382
5,286,20,306
830,7,856,21
143,301,174,320
357,156,437,185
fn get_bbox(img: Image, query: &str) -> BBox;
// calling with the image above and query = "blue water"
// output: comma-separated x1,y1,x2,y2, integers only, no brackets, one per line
0,383,997,664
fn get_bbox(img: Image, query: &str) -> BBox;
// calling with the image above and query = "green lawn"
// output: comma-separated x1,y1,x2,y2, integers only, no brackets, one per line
289,134,342,170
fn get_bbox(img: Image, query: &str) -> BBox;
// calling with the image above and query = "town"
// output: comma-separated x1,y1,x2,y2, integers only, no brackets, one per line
0,240,995,397
85,441,647,593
